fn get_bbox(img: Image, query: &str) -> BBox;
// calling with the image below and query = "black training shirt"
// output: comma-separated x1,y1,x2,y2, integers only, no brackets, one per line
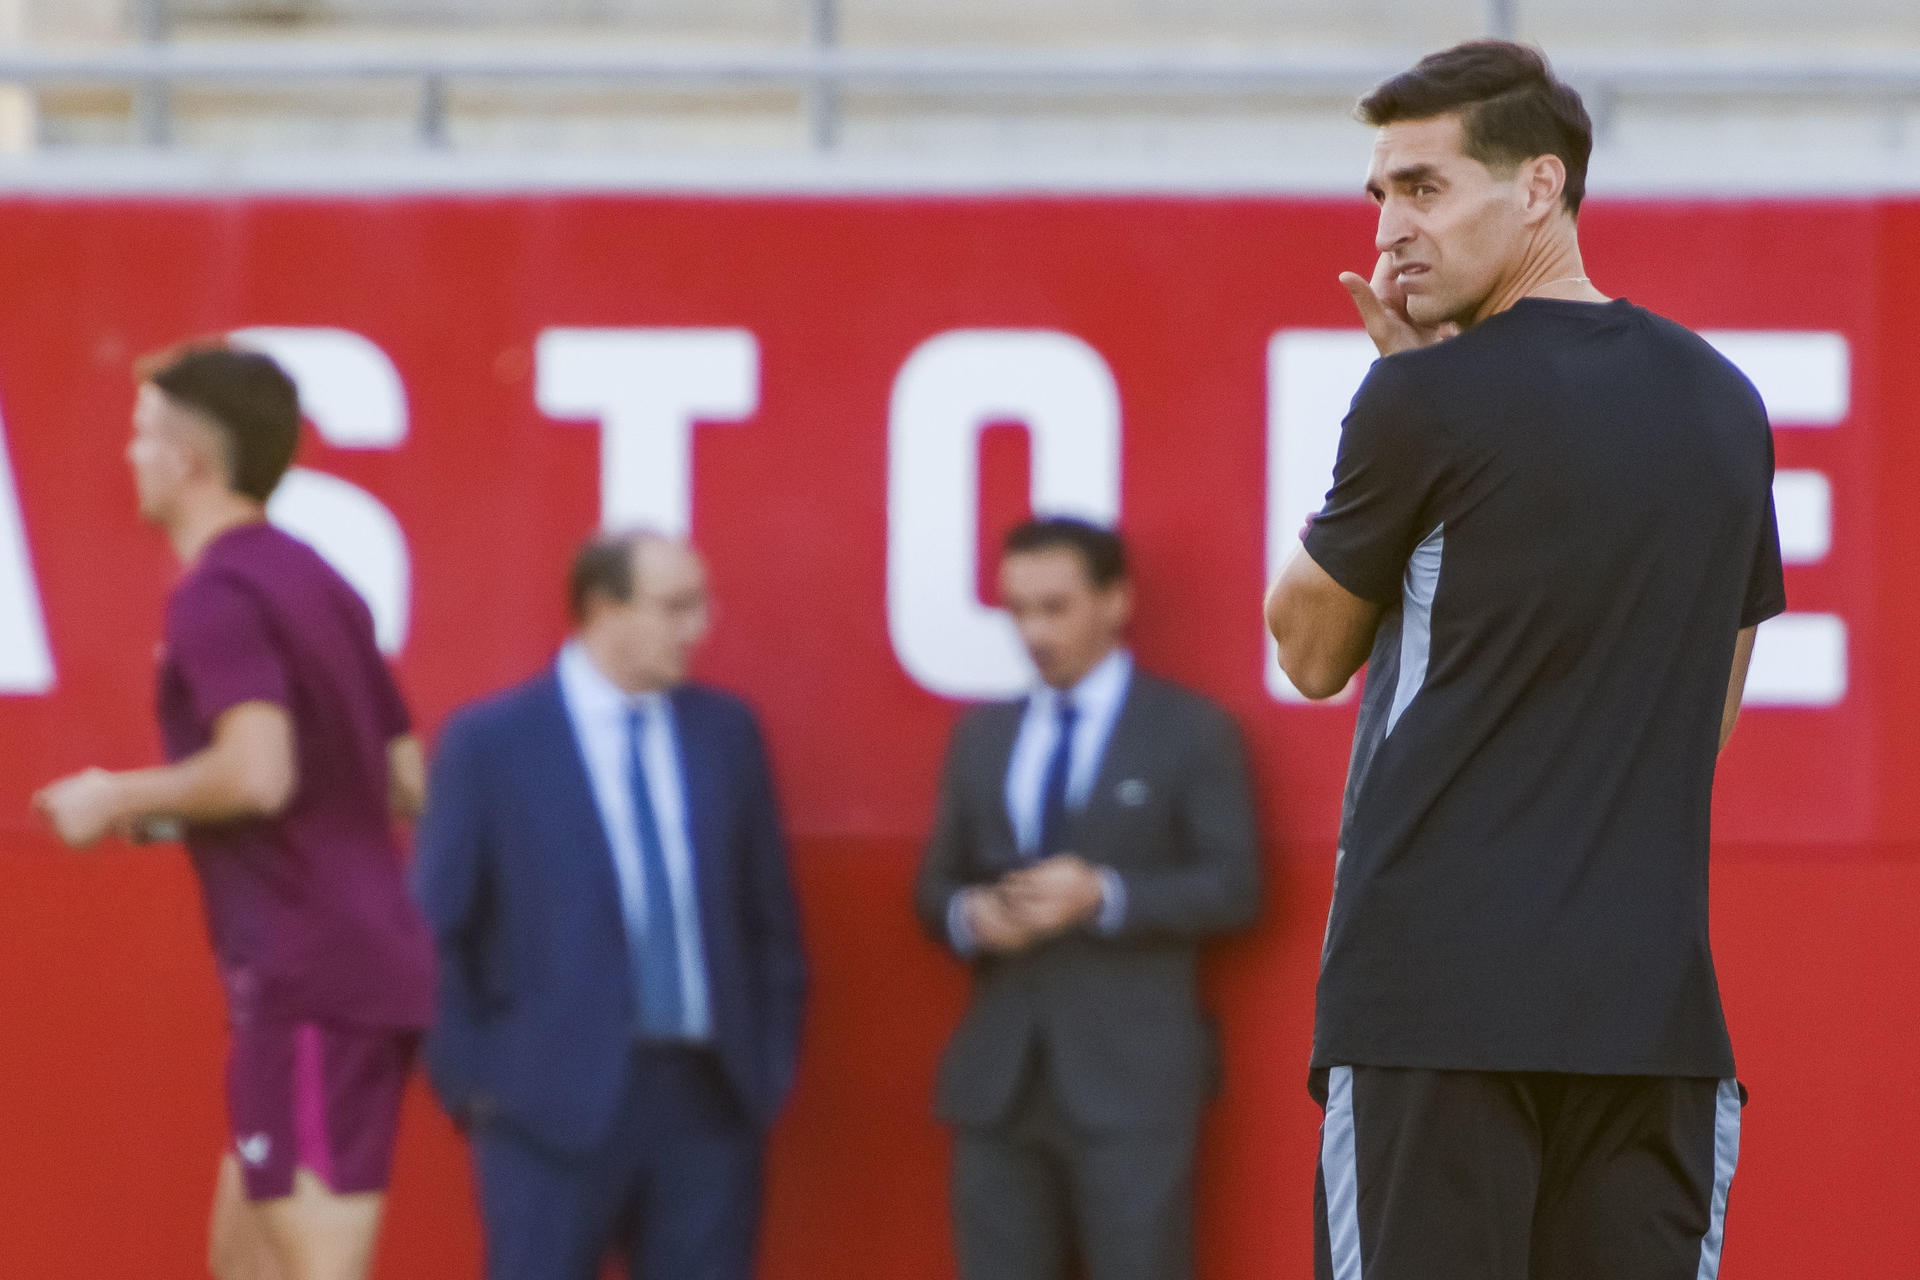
1304,297,1785,1078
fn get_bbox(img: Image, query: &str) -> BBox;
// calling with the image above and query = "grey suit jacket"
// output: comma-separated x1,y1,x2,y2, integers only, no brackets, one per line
913,669,1261,1132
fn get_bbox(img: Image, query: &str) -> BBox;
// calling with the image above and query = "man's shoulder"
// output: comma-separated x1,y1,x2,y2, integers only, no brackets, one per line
951,696,1025,738
1377,300,1762,417
672,681,762,735
1361,313,1547,407
200,523,340,591
1125,667,1190,699
928,698,1022,773
440,671,560,748
163,561,234,625
1632,308,1766,402
1626,302,1713,349
166,544,272,611
1124,669,1237,738
161,560,282,659
172,526,362,628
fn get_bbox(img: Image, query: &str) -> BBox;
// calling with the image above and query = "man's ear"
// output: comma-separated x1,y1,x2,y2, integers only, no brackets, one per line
179,410,236,491
1522,154,1568,224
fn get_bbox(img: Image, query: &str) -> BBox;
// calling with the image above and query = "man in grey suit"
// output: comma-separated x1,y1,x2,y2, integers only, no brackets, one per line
915,516,1262,1280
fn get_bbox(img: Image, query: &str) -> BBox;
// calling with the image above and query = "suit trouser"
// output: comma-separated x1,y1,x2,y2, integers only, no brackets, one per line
951,1064,1199,1280
474,1044,764,1280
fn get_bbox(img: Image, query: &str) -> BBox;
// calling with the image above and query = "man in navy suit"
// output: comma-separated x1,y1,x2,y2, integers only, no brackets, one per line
415,529,806,1280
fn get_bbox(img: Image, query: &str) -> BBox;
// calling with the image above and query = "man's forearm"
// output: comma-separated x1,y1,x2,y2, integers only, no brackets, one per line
108,745,289,828
1718,626,1758,754
1266,550,1384,700
388,734,427,820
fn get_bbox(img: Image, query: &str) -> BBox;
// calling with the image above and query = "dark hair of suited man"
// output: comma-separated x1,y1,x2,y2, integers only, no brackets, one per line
1002,516,1129,589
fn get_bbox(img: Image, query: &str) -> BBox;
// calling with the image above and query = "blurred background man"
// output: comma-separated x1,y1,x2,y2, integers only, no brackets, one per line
32,344,434,1280
915,517,1261,1280
415,529,806,1280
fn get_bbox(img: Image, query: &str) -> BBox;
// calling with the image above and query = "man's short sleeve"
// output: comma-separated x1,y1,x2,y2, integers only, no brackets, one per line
1300,358,1446,605
165,575,289,731
1741,488,1787,629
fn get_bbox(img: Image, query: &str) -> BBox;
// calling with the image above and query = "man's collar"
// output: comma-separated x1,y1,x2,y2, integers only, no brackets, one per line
1032,647,1132,713
557,640,671,717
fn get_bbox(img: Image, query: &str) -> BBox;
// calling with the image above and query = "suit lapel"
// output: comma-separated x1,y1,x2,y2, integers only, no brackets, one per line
979,700,1026,866
1080,671,1150,832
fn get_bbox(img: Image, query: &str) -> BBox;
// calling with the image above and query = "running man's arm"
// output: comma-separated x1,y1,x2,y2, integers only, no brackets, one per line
34,701,295,848
1266,548,1385,700
388,733,427,820
1719,626,1757,754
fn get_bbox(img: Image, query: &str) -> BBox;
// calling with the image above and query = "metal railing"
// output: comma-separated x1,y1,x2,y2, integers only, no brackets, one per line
0,42,1917,151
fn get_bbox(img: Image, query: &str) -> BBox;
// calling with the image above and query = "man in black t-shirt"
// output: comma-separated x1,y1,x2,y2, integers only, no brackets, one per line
1263,41,1784,1280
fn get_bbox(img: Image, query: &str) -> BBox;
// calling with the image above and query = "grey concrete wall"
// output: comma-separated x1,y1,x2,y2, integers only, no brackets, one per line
6,0,1917,166
53,0,1920,47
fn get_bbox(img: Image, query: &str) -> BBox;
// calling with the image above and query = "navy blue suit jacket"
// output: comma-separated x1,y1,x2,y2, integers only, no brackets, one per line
414,671,806,1154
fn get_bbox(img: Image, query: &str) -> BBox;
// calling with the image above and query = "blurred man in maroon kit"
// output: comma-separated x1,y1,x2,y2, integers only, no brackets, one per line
34,343,434,1280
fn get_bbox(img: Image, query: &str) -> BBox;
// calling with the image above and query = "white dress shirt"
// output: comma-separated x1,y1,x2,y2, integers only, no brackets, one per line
556,641,711,1040
949,648,1134,953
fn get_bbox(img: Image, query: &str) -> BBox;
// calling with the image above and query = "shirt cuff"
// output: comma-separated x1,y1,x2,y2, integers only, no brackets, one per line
947,890,979,957
1093,868,1127,936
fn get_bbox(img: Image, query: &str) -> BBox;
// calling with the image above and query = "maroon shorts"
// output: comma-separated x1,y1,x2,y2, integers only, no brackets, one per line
225,1018,419,1202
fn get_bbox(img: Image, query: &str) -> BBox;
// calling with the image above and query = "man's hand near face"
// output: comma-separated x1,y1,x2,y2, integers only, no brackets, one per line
1340,252,1462,357
1002,854,1108,939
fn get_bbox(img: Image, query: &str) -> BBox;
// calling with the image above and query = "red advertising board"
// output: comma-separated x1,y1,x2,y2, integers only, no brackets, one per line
0,194,1915,1277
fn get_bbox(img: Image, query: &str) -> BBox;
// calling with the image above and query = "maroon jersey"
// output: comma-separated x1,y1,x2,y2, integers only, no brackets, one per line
156,522,433,1029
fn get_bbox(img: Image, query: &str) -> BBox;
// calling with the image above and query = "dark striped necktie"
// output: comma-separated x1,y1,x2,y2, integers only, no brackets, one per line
1036,697,1079,860
624,703,687,1039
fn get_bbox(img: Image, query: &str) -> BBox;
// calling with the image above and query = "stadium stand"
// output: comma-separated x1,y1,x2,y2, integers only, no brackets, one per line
0,0,1913,187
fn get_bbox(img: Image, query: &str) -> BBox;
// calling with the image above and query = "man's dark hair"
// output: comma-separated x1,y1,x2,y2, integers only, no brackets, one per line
1002,516,1129,590
568,530,650,624
1357,40,1592,215
141,343,302,502
568,528,696,624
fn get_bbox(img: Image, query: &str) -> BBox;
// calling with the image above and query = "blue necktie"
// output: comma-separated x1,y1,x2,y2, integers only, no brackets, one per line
624,704,688,1040
1036,697,1079,860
